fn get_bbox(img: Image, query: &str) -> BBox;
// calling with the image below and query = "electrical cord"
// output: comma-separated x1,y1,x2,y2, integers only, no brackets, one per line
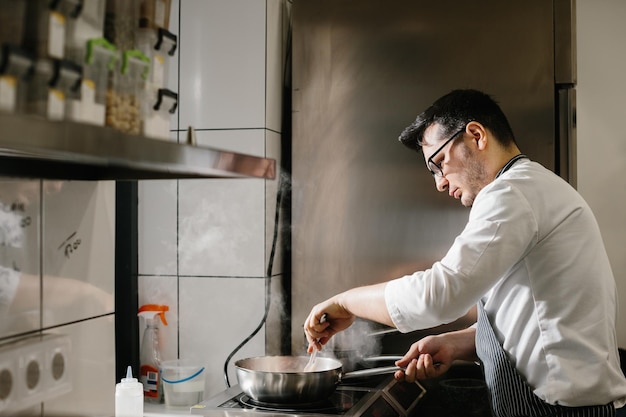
222,11,292,388
222,170,286,388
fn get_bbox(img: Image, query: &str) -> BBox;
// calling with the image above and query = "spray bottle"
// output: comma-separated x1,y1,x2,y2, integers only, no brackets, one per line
138,304,169,403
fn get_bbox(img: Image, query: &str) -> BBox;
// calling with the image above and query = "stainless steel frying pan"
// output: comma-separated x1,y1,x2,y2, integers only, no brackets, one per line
234,356,401,404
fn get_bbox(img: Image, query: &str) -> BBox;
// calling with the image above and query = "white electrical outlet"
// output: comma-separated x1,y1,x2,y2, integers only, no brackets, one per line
42,334,72,398
16,337,46,407
0,348,17,412
0,333,72,415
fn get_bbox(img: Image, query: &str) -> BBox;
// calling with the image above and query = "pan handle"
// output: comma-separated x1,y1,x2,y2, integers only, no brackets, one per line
341,366,402,380
360,355,403,363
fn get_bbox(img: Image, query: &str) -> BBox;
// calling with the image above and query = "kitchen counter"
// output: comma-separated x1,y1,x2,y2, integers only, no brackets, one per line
144,402,193,416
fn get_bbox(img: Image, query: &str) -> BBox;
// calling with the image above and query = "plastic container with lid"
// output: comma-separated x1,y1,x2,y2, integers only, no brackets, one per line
25,58,82,120
136,27,177,89
139,0,172,30
106,49,149,135
24,0,84,59
66,37,116,125
143,87,177,140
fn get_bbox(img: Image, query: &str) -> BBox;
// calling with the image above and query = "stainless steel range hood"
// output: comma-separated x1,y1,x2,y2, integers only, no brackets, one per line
0,113,276,180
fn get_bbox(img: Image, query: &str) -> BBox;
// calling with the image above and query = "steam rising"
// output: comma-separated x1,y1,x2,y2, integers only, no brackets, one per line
321,318,384,363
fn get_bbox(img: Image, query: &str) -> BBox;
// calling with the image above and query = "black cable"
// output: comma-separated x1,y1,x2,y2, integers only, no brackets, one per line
222,171,285,388
222,10,293,387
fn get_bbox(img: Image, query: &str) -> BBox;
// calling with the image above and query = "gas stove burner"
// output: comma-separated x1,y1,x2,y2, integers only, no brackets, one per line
193,374,426,417
238,391,357,413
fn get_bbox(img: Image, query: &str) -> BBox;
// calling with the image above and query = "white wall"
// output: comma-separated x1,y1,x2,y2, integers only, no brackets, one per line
577,0,626,347
138,0,289,402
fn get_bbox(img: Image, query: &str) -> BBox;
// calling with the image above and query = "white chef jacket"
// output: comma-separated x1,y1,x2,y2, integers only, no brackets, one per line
385,159,626,407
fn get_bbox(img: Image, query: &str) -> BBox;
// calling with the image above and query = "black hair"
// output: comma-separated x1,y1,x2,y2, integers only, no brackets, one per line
398,89,517,152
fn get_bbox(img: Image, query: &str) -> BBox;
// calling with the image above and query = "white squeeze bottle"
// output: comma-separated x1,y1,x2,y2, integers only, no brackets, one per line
115,366,143,417
138,304,169,403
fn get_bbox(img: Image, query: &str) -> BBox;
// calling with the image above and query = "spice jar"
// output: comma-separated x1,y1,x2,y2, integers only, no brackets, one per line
105,49,149,135
66,38,116,125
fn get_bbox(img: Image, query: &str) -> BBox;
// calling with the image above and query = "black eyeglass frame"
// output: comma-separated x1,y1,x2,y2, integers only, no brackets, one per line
426,126,467,177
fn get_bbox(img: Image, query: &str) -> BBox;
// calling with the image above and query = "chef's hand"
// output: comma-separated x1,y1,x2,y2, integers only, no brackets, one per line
304,296,356,353
394,335,452,382
394,327,478,382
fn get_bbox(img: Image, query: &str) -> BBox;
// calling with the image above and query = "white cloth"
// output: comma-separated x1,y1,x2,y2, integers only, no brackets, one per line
385,159,626,407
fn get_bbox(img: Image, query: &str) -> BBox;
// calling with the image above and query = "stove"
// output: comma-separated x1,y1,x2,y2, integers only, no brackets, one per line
190,375,426,417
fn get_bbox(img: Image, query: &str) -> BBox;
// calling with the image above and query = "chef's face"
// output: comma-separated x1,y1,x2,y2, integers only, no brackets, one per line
422,123,489,207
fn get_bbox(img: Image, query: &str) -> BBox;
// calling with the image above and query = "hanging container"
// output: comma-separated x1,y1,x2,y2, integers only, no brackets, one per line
66,37,116,125
105,49,149,135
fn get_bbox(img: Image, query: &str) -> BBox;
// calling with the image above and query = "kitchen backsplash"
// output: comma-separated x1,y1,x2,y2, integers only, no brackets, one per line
137,0,288,405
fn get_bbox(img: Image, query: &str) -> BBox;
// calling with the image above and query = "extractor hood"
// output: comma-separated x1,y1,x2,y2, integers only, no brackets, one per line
0,113,276,180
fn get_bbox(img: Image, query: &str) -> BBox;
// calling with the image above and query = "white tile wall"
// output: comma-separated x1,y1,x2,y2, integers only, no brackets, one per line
178,0,266,130
178,175,266,277
178,276,265,399
139,180,178,276
138,2,288,405
178,129,267,278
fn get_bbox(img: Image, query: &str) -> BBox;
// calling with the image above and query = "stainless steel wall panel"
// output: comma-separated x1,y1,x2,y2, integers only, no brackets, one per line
291,0,564,352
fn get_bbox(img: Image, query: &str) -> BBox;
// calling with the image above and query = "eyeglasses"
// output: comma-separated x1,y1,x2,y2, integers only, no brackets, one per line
426,127,466,177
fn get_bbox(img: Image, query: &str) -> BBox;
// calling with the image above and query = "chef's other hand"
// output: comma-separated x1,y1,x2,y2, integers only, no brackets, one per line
394,327,478,382
394,335,451,382
304,296,356,353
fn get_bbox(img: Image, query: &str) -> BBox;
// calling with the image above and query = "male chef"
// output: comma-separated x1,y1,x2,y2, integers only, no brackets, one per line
304,89,626,417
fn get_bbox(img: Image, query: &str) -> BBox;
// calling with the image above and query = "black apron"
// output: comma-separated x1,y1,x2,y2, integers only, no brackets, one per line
475,301,615,417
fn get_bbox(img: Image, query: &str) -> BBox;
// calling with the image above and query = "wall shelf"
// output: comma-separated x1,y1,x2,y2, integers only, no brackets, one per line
0,113,276,180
